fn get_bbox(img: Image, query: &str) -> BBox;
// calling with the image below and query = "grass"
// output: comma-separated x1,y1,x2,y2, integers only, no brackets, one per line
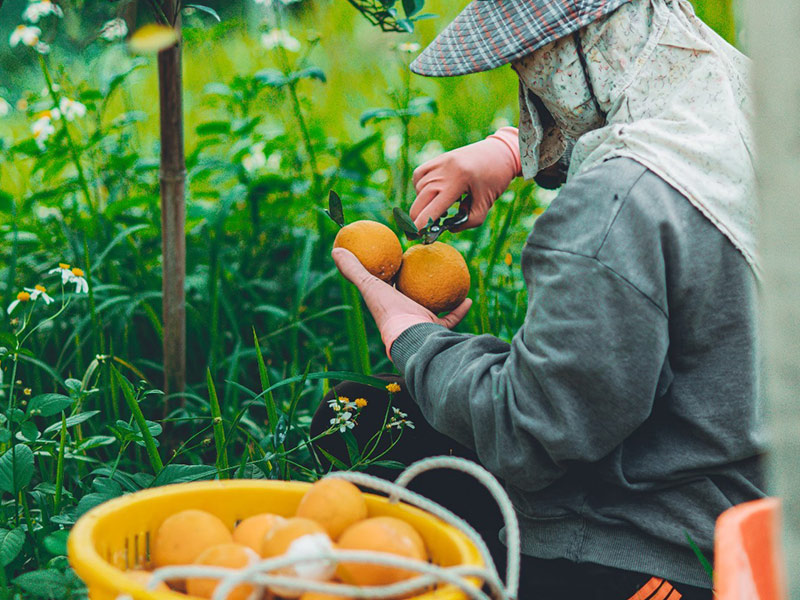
0,4,535,596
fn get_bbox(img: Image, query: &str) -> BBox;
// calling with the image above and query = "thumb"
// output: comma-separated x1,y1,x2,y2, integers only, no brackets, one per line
332,247,372,288
437,298,472,329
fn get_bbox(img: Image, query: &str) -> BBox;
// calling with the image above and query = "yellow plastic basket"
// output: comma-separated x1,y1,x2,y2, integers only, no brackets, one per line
68,479,484,600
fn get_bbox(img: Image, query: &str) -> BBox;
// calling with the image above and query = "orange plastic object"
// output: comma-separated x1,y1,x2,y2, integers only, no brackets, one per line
68,480,483,600
713,497,787,600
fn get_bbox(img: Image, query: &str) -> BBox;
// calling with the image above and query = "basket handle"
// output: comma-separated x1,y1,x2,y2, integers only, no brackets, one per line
393,456,521,597
329,455,520,599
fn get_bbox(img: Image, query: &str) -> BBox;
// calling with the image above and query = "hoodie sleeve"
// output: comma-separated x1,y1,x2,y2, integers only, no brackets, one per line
390,158,670,491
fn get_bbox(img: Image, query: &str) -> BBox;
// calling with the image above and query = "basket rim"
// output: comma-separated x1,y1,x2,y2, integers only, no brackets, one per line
68,479,484,600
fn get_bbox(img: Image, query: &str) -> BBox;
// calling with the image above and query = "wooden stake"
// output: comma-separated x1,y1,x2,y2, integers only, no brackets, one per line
158,4,186,399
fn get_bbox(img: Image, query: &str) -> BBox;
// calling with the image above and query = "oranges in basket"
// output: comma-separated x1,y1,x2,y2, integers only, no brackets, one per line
127,478,431,598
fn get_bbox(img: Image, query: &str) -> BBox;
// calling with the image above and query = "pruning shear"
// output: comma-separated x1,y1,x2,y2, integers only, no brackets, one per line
421,194,472,244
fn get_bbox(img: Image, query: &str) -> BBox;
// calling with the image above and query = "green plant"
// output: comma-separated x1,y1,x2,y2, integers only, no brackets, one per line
0,2,531,596
347,0,436,32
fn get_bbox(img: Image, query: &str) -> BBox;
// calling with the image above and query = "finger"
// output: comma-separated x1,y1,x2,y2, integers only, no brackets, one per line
409,186,438,223
437,298,472,329
331,248,374,289
414,191,457,230
412,160,436,189
412,167,442,195
452,210,487,232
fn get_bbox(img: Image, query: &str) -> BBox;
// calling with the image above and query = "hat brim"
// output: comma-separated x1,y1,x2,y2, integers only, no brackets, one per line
410,0,632,78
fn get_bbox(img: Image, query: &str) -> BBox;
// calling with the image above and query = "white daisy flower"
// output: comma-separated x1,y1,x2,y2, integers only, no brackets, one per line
10,25,41,47
32,113,56,149
25,285,54,305
48,263,74,285
23,1,64,23
68,267,88,294
35,41,51,54
7,291,32,315
59,97,86,121
261,29,301,52
327,395,357,412
0,97,11,118
242,142,267,173
330,410,355,433
387,407,415,430
397,42,421,54
100,18,128,42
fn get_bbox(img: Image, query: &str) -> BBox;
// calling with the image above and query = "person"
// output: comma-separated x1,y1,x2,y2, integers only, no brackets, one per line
330,0,765,598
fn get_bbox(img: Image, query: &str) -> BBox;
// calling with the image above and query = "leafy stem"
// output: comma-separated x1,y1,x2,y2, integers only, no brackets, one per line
38,55,95,217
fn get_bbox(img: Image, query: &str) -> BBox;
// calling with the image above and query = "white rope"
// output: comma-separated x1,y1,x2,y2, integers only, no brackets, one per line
213,550,497,600
328,470,499,576
149,550,498,600
329,456,520,598
393,456,521,596
145,456,520,600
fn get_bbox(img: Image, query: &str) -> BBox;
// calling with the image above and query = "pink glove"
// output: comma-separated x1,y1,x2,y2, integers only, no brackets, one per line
410,127,521,230
332,248,472,359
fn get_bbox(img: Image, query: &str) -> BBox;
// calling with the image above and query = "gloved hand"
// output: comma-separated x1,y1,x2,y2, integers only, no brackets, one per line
332,248,472,359
410,127,521,230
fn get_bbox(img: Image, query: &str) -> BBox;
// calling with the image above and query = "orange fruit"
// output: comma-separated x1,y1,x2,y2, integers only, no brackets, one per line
152,509,232,569
124,570,170,592
395,242,470,314
262,518,336,597
336,516,428,587
233,513,286,554
295,478,368,540
186,543,260,600
333,220,403,282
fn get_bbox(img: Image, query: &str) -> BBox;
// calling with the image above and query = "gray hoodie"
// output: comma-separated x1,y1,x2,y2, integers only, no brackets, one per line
391,157,766,588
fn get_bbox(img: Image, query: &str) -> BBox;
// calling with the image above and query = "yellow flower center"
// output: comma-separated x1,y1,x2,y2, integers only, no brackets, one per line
16,25,25,32
35,284,46,293
59,263,70,269
355,398,367,408
23,388,32,396
17,291,31,302
71,268,84,277
385,383,401,393
337,396,350,404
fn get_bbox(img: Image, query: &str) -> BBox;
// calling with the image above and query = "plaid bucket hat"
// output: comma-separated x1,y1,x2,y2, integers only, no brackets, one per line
410,0,633,77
